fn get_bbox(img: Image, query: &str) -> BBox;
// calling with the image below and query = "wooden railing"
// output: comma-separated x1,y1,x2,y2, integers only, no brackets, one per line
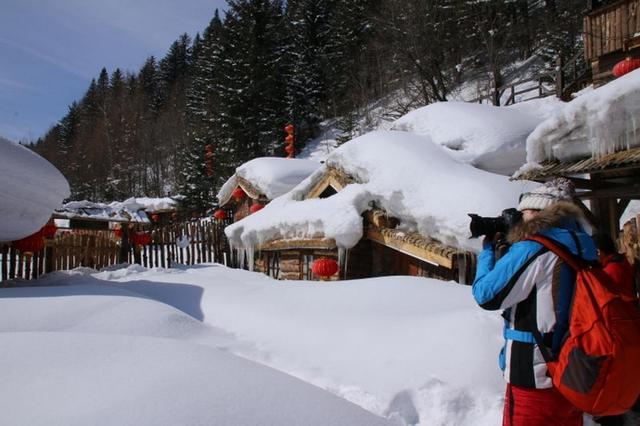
471,52,591,106
1,220,232,283
584,0,640,61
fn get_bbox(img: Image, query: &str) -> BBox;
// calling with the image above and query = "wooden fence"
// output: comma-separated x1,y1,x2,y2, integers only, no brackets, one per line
0,220,231,283
471,52,591,105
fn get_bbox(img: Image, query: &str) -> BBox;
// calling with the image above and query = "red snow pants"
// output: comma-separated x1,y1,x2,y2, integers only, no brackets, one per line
502,384,582,426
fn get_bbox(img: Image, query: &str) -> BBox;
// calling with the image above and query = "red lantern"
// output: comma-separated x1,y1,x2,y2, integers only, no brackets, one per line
213,209,227,221
612,57,640,78
311,258,339,278
232,187,246,200
114,228,122,239
284,124,294,134
12,230,45,254
151,214,160,223
249,204,264,214
285,144,295,155
132,232,152,246
285,134,295,144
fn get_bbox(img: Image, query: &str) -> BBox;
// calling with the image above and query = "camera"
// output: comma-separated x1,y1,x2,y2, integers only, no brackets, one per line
468,208,523,239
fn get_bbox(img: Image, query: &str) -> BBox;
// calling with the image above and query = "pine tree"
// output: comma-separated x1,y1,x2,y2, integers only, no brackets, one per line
181,11,225,214
215,0,288,180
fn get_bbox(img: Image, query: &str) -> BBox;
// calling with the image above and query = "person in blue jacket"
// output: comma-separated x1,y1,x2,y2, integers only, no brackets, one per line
472,178,597,426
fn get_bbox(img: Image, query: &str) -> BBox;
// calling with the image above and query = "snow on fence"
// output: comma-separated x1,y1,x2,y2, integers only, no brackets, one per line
0,221,231,283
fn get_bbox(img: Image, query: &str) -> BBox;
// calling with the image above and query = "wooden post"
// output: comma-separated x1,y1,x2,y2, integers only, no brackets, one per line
1,244,8,282
119,225,130,264
9,246,16,279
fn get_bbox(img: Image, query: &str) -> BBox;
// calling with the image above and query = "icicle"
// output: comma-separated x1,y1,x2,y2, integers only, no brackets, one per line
343,249,350,280
246,245,255,272
338,247,348,279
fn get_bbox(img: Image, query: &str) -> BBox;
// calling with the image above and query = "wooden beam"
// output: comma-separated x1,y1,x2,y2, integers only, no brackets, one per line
576,184,640,199
366,228,453,269
258,238,337,251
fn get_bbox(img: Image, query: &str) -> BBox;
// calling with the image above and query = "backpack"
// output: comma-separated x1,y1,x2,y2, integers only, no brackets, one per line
527,235,640,416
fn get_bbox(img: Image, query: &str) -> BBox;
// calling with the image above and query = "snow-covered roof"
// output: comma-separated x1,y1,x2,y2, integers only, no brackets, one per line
56,198,150,223
0,138,70,241
225,131,535,253
523,68,640,166
217,157,321,205
391,101,546,176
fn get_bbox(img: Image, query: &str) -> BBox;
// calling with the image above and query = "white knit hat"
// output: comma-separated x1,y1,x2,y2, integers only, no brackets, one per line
517,178,575,211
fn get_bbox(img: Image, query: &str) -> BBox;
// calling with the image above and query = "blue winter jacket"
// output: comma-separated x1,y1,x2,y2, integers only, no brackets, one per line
472,216,597,389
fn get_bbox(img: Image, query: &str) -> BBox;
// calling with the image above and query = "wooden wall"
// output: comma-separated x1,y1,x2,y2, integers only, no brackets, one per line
585,0,640,61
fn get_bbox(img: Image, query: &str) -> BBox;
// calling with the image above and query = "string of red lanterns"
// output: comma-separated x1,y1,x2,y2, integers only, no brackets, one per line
284,123,295,159
205,144,214,177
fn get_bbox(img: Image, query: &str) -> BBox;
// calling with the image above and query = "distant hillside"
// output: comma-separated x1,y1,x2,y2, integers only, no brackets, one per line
32,0,586,213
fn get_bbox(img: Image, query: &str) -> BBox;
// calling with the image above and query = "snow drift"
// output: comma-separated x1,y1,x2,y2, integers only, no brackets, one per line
391,101,544,175
0,138,70,241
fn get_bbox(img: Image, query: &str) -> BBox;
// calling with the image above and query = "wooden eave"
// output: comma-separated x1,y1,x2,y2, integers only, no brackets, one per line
257,238,337,251
515,148,640,200
305,167,356,199
219,176,269,207
366,226,458,269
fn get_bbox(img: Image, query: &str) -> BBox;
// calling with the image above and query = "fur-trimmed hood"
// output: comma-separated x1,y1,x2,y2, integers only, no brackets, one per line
507,201,585,244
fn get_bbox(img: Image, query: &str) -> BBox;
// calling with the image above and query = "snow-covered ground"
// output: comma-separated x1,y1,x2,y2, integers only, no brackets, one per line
0,264,506,426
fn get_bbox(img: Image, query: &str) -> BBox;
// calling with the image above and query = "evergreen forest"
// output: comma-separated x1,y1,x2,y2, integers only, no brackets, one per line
31,0,586,213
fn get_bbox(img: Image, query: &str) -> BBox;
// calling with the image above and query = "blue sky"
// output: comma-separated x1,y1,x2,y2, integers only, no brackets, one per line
0,0,226,143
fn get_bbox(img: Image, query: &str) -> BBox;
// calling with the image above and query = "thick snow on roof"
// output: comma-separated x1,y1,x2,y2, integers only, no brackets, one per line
217,157,321,203
226,131,534,253
0,138,70,241
391,101,544,175
58,198,150,223
525,69,640,164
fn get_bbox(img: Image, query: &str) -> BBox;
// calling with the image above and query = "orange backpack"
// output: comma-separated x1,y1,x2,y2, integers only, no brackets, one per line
528,235,640,416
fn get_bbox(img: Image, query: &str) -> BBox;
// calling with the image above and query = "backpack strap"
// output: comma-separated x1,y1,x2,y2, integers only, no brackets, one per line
525,234,584,363
526,235,583,271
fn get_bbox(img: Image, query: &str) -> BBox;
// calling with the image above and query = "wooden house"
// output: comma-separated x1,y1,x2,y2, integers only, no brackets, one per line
224,128,533,285
217,157,321,223
584,0,640,84
245,165,476,284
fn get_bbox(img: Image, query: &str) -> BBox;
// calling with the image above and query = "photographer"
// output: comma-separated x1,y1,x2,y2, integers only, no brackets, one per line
471,178,597,426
